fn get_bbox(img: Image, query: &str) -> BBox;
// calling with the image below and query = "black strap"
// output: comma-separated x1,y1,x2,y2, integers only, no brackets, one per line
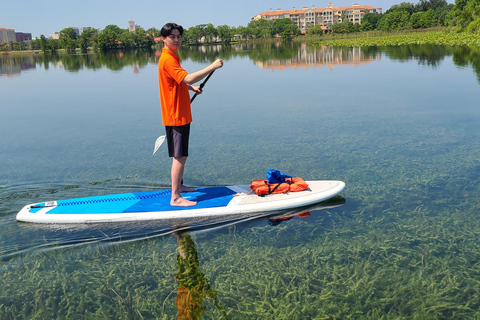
265,181,282,195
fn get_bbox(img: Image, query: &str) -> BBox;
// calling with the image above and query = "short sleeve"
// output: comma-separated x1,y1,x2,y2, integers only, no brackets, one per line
163,57,188,84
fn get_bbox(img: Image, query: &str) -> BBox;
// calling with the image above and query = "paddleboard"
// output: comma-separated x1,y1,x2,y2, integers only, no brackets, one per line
16,180,345,224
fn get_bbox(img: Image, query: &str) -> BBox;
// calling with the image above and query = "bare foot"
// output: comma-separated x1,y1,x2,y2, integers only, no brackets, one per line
180,185,197,193
171,197,197,207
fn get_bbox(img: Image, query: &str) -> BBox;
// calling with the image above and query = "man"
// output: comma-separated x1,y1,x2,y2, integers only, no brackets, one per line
158,23,223,207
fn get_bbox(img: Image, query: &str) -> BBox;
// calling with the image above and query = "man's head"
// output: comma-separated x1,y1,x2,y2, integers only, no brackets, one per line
161,23,184,37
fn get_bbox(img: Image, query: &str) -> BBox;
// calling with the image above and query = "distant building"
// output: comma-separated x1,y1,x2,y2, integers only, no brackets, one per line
128,20,135,32
15,32,32,42
62,27,92,36
0,27,16,43
50,32,60,40
253,2,382,33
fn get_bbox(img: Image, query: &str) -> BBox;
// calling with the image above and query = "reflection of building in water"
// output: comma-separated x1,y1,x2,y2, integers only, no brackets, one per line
253,3,382,34
132,63,139,74
255,43,381,71
0,55,36,77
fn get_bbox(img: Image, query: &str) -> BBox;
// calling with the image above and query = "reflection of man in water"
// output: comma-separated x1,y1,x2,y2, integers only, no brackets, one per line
174,233,227,319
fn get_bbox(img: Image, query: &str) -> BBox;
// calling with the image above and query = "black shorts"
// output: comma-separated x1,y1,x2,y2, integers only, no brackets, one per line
165,124,190,158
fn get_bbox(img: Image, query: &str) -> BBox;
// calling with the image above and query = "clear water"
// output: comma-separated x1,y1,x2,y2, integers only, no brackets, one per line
1,42,480,319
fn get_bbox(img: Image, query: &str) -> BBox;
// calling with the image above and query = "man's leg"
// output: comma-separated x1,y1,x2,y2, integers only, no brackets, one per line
171,156,197,207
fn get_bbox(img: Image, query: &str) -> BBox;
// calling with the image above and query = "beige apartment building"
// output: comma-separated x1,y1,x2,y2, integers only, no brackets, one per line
253,2,382,33
0,28,16,43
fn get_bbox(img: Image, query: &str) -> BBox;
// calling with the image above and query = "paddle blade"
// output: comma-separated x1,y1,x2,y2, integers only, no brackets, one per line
153,135,165,155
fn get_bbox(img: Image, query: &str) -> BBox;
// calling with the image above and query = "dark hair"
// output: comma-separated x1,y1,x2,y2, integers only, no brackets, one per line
161,23,184,37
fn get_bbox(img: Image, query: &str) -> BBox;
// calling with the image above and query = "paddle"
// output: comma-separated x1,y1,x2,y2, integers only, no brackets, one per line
153,70,215,155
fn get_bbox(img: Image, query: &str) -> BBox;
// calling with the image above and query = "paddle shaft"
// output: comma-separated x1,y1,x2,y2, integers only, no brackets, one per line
190,70,215,103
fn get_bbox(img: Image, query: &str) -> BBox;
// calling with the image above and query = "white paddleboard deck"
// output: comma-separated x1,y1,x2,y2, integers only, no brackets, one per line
16,180,345,224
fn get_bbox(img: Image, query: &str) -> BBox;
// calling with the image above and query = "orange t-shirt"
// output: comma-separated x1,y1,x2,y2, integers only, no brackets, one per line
158,48,192,126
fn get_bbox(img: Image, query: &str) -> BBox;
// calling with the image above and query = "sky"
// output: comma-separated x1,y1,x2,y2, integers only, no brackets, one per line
2,0,456,38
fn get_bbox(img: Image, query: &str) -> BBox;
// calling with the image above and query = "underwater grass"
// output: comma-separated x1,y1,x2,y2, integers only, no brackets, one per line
2,104,480,319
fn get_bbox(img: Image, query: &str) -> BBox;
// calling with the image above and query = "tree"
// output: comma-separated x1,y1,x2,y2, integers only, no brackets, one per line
97,25,124,50
281,24,301,40
146,27,160,37
307,25,324,35
217,25,234,44
361,12,381,31
59,27,78,51
247,19,274,39
387,2,416,14
205,23,217,43
40,35,48,53
377,8,412,30
446,0,480,32
79,28,97,52
272,18,298,37
332,19,358,34
415,0,448,12
49,39,59,53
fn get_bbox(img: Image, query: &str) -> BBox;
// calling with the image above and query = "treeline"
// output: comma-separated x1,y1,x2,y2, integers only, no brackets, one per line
1,19,301,53
23,25,156,53
323,0,454,34
174,19,301,44
314,0,480,34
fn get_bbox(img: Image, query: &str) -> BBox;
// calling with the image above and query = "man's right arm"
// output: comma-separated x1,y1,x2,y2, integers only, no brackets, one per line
183,59,223,85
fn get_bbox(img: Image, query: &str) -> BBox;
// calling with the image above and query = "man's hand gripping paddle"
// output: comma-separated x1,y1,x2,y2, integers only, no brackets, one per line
153,70,215,155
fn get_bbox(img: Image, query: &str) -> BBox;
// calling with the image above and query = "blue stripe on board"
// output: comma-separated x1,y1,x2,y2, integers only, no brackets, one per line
124,186,237,212
36,186,237,214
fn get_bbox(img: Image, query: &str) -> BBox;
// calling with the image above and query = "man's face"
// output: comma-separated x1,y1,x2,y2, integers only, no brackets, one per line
162,29,182,52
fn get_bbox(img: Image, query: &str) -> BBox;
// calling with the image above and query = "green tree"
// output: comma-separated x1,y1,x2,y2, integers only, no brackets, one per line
236,26,252,40
281,24,301,40
29,38,41,50
49,39,59,53
59,27,78,51
360,12,381,31
272,18,298,37
307,25,324,35
146,27,160,37
40,35,48,53
377,8,412,30
387,2,416,14
415,0,448,12
332,19,358,34
217,25,234,44
96,25,124,50
447,0,480,32
79,28,97,52
205,23,217,43
247,19,274,39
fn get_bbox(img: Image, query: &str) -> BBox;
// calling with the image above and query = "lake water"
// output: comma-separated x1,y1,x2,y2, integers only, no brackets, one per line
1,42,480,319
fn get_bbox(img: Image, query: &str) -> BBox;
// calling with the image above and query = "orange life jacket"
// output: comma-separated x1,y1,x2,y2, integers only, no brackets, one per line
250,177,309,196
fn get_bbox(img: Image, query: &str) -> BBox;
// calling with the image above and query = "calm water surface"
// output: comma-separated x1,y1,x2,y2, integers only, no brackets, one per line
1,42,480,319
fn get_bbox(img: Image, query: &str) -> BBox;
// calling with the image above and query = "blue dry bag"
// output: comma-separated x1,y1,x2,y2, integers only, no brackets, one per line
266,169,293,184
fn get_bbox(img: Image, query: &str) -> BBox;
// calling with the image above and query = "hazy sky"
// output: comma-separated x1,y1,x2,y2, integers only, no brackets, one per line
2,0,455,38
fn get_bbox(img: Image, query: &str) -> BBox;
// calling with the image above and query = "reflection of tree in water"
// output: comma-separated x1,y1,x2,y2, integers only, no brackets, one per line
381,44,480,83
3,43,480,84
174,233,228,320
